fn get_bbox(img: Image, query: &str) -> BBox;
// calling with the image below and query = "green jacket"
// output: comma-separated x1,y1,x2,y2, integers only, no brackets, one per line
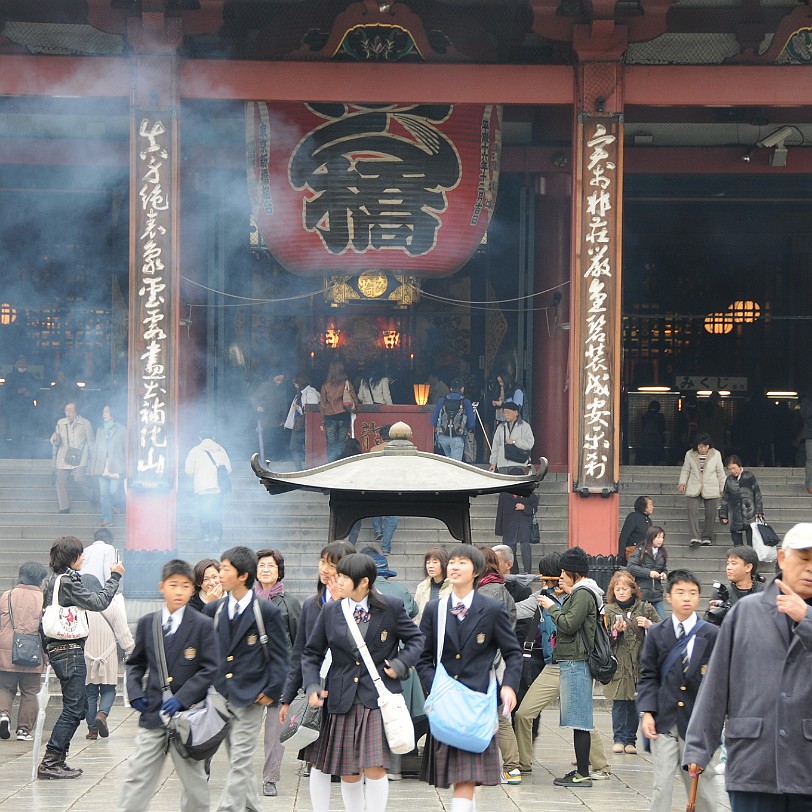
547,585,598,663
602,599,661,700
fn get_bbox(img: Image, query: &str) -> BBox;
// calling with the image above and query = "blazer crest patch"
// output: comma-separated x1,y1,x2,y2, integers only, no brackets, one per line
183,646,197,660
476,632,485,644
246,633,259,646
380,630,388,642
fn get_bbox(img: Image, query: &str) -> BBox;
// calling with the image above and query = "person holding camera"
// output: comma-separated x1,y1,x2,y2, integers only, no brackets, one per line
489,401,534,474
705,545,765,626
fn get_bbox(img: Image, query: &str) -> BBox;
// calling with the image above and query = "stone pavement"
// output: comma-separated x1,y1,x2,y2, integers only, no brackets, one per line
0,704,729,812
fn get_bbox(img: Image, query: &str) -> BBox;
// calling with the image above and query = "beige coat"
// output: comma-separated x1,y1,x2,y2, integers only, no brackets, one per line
0,585,45,673
84,593,134,686
413,576,452,624
679,447,726,498
52,415,94,469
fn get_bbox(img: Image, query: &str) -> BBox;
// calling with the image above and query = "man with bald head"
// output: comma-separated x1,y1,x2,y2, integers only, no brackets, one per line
683,523,812,811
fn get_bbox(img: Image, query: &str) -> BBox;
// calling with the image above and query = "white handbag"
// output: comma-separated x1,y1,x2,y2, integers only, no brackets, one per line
341,599,415,755
41,573,89,640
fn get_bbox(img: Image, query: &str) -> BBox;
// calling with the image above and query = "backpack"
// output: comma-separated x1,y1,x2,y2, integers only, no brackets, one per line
437,397,467,437
577,589,618,685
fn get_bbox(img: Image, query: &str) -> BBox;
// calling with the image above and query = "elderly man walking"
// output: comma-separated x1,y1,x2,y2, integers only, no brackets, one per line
683,523,812,812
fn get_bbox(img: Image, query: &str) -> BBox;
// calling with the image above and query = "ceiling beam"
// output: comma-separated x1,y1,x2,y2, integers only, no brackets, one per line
1,56,812,110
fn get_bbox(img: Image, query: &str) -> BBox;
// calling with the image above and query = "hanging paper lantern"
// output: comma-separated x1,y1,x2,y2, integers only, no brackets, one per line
247,102,502,278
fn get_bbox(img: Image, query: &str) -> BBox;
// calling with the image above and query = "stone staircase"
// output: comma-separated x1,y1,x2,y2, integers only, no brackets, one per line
1,460,808,621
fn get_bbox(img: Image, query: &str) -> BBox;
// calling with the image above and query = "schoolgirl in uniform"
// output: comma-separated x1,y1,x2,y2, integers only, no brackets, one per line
278,540,355,812
417,544,522,812
301,553,425,812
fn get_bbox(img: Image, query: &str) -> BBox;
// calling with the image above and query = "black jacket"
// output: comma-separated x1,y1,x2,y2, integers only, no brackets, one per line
204,594,290,708
281,594,322,705
636,616,719,739
126,608,219,729
627,548,667,604
301,594,425,714
417,591,522,696
618,510,652,562
41,569,121,648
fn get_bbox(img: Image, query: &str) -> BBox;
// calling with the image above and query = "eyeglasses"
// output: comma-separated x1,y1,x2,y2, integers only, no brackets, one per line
258,562,278,570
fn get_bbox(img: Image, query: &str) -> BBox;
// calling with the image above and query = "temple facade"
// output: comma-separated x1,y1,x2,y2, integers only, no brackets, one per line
0,0,810,559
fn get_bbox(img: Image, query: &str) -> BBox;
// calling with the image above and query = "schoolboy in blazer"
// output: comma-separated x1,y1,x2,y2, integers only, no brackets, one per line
203,546,289,812
119,559,218,812
637,569,719,812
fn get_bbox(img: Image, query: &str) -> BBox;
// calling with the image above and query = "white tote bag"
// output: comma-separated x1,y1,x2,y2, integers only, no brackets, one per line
750,522,777,563
41,574,89,640
341,599,415,755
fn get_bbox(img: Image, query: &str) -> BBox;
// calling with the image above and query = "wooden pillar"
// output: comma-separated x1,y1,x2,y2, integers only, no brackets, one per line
567,25,626,555
532,173,571,472
125,14,183,595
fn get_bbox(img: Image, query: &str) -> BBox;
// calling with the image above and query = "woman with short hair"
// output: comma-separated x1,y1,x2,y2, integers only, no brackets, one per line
255,548,302,797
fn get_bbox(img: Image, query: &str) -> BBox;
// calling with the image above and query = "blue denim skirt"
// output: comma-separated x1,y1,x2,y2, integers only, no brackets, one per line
558,659,593,731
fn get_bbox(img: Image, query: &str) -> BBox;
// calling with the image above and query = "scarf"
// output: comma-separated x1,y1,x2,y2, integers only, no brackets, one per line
477,572,505,588
254,581,285,602
615,596,636,610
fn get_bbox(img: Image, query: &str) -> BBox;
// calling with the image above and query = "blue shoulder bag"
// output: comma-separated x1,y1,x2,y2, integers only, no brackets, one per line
422,597,498,753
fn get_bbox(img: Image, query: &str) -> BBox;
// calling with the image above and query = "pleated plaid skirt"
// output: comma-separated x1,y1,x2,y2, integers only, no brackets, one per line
311,703,391,776
419,731,501,789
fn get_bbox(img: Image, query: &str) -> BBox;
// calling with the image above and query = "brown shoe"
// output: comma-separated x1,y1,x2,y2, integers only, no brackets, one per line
85,728,98,740
95,712,109,738
37,749,82,780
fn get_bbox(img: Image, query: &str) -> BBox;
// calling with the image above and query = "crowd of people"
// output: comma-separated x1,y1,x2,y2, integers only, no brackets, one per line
1,519,810,812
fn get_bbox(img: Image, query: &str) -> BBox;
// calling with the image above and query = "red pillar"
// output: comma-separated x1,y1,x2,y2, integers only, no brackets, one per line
532,173,571,473
125,15,183,594
567,30,627,556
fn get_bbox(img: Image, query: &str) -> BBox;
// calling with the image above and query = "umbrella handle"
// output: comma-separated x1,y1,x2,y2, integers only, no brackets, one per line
686,772,699,811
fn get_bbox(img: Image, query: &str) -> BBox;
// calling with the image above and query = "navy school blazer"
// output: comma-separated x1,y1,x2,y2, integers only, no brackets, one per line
300,594,425,715
281,593,323,706
203,593,290,708
126,607,219,729
636,616,719,740
416,590,522,696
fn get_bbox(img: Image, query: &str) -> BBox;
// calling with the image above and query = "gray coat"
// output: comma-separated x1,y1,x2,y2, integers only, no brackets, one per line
682,579,812,795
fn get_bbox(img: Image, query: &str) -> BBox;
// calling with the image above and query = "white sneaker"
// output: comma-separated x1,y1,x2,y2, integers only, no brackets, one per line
590,770,612,780
16,730,33,742
0,715,9,740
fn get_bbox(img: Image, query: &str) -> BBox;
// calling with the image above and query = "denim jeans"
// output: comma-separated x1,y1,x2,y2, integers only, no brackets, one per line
323,413,351,462
437,433,464,460
372,516,398,553
86,683,117,728
47,646,87,752
197,493,223,541
611,699,638,745
98,476,124,523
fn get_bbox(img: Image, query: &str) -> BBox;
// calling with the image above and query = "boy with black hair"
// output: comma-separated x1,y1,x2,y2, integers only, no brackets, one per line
204,545,290,812
706,546,765,626
118,559,218,811
637,569,719,812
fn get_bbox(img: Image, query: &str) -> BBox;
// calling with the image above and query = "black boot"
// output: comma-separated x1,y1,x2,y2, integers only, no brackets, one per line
37,748,82,780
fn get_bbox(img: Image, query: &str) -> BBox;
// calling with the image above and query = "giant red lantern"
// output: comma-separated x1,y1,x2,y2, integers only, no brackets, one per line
247,102,501,278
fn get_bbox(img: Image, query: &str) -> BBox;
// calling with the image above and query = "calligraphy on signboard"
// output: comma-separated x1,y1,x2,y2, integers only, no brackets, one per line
574,116,622,493
246,102,501,278
132,116,173,488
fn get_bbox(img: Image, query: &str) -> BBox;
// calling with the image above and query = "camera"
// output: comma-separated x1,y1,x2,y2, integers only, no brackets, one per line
705,581,731,626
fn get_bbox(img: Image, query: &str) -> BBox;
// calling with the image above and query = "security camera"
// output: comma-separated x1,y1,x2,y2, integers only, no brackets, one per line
757,126,795,149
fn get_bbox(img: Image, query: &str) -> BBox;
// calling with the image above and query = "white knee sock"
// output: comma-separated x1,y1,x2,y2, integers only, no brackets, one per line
364,775,389,810
451,798,474,812
309,767,332,812
340,778,365,812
